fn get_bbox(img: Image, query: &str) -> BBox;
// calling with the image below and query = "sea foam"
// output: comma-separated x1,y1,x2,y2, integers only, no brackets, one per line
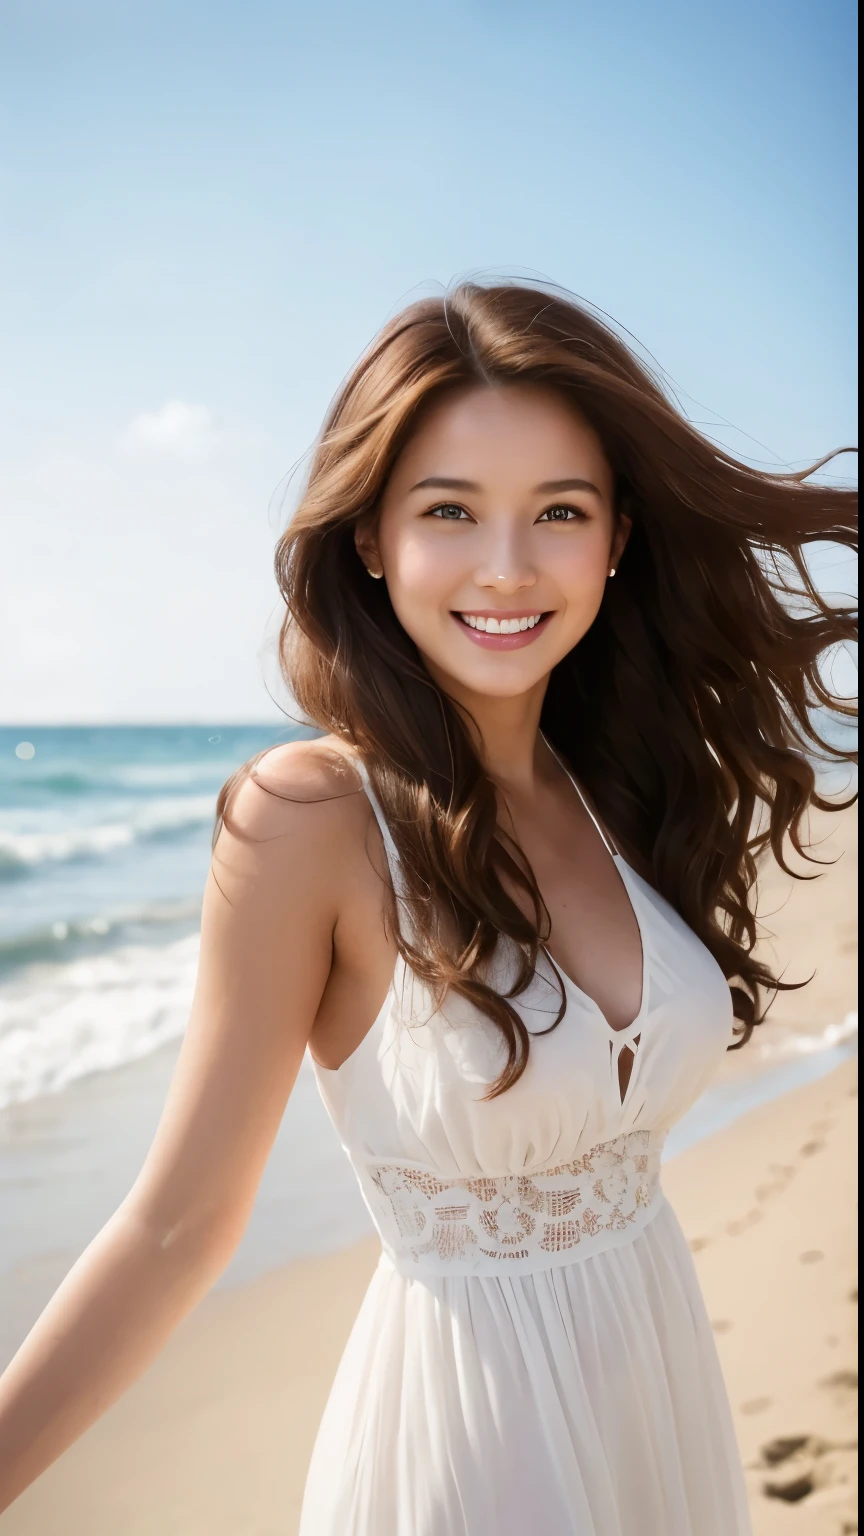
0,794,216,877
0,934,200,1108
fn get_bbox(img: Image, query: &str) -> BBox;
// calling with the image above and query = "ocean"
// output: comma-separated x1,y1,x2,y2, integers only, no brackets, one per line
0,720,856,1369
0,723,312,1109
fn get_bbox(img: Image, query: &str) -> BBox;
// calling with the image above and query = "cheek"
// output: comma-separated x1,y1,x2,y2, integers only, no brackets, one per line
542,527,610,595
382,526,461,607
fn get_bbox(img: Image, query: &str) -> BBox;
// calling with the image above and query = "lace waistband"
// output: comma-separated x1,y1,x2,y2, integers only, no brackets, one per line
356,1129,666,1277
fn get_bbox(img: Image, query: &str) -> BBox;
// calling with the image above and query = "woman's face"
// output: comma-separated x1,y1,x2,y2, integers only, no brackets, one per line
357,382,630,705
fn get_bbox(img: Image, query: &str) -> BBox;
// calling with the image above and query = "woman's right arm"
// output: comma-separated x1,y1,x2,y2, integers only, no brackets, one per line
0,749,356,1512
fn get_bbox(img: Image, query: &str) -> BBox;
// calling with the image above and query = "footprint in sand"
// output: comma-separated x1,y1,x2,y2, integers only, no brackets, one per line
688,1236,711,1253
799,1140,825,1157
763,1466,816,1503
819,1369,858,1406
726,1209,764,1236
711,1319,733,1334
760,1435,818,1464
758,1435,821,1503
799,1249,825,1264
756,1164,796,1202
757,1434,857,1507
740,1397,772,1416
755,1179,786,1201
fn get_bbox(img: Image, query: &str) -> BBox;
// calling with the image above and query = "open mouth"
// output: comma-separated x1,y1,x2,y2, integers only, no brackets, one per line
452,610,554,648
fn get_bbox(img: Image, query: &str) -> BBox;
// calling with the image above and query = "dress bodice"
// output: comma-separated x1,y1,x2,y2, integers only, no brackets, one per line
311,753,735,1276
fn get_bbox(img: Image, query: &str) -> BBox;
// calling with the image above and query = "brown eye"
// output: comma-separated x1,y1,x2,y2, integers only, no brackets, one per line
538,504,584,523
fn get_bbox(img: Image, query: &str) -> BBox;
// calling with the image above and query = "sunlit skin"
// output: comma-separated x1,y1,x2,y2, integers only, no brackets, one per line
356,382,631,784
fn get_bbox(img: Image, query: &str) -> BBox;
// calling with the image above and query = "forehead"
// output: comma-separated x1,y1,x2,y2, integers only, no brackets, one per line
389,382,613,495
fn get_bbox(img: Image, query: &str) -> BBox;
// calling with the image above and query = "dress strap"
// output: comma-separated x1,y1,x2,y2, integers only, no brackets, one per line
540,734,620,859
349,754,409,902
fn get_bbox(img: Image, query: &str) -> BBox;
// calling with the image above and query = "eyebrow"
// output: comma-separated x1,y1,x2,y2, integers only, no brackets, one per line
409,475,603,496
535,477,603,496
410,476,481,492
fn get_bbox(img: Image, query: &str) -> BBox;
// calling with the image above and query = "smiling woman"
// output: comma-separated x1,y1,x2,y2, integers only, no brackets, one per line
355,382,625,677
245,280,853,1531
275,283,856,1099
0,280,856,1536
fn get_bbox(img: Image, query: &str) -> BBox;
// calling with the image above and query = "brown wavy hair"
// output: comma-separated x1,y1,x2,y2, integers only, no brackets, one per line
219,280,858,1097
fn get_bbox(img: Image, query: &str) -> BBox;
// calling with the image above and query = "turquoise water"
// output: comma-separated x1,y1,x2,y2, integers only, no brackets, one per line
0,723,310,1106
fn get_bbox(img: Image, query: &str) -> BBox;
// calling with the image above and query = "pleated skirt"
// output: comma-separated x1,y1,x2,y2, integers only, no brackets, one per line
298,1198,752,1535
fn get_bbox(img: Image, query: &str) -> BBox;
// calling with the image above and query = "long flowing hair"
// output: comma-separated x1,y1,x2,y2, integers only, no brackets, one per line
218,281,858,1097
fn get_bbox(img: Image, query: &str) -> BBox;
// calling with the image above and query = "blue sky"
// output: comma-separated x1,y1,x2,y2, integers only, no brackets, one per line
1,0,857,721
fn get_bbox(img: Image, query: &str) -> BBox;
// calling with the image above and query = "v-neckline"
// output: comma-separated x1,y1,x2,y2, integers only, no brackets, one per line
538,735,649,1040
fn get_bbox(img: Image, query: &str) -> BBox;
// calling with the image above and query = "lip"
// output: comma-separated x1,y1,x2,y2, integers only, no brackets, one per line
451,610,553,650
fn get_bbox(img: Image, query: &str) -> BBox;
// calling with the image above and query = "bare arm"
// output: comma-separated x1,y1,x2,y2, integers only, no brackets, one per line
0,755,350,1511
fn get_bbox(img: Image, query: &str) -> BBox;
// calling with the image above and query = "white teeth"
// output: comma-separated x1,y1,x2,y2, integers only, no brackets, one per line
459,613,544,632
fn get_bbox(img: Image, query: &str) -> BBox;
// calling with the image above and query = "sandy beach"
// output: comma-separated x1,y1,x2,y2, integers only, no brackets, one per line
2,802,857,1534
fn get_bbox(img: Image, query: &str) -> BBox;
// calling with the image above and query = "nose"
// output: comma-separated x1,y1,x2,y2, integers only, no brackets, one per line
473,526,537,596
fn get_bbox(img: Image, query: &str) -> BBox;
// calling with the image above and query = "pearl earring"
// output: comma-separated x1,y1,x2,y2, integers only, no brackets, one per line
367,567,384,580
608,567,617,578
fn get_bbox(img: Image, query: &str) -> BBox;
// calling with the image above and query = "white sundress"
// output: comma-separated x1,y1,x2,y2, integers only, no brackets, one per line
298,752,752,1536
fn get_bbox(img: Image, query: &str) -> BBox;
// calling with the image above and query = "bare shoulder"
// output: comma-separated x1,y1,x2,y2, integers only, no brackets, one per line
251,734,364,805
215,734,373,871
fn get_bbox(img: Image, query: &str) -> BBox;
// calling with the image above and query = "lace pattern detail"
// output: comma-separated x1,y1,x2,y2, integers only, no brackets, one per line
366,1130,662,1270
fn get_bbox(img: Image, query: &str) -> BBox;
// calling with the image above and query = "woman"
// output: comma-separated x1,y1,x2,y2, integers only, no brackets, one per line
0,281,856,1534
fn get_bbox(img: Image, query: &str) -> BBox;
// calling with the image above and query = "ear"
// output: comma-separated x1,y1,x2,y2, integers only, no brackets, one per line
354,519,382,578
611,506,633,569
611,500,633,574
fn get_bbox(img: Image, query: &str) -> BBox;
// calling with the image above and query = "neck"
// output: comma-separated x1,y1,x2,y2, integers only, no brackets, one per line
430,669,554,793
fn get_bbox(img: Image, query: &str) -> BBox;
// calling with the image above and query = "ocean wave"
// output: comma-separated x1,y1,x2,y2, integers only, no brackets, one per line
0,900,203,976
0,795,217,880
0,934,201,1108
2,766,224,799
7,771,99,796
756,1011,858,1059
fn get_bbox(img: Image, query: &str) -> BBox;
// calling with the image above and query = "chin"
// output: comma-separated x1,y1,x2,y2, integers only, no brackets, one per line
428,655,551,701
